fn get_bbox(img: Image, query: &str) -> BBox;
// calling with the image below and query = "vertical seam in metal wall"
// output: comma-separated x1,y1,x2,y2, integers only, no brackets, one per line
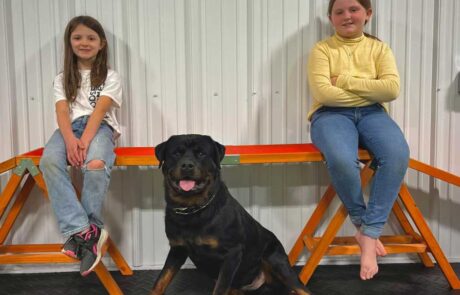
174,0,180,134
298,0,303,143
220,0,224,140
430,0,441,241
250,0,255,143
158,0,166,140
20,0,32,151
403,0,411,140
236,0,240,143
418,0,426,163
282,0,286,244
448,0,455,173
185,0,192,132
448,0,457,251
201,0,208,135
1,0,14,157
142,0,151,144
389,0,395,116
431,0,440,168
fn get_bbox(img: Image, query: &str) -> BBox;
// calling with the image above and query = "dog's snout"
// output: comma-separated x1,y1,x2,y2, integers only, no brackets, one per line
181,161,195,171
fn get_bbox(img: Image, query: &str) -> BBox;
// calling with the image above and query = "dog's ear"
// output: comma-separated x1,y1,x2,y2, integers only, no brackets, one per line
213,140,226,169
155,141,167,168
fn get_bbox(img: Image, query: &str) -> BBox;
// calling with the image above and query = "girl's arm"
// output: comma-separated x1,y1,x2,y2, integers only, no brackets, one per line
334,46,400,102
55,100,83,167
308,45,371,107
78,96,113,160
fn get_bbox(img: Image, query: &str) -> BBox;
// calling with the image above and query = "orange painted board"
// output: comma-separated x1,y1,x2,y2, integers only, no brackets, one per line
0,158,16,174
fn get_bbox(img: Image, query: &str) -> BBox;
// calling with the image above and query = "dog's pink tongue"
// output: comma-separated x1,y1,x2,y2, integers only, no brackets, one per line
179,180,196,191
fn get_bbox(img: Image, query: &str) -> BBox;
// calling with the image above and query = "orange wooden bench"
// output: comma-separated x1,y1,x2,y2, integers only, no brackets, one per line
1,144,459,293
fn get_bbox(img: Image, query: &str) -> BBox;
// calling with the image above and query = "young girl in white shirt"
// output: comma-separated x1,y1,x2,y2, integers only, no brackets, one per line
40,15,122,277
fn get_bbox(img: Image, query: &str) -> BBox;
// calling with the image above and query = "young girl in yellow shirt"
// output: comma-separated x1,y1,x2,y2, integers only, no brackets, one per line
308,0,409,280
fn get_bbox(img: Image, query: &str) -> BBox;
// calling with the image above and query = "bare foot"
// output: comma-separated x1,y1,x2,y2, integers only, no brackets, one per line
376,238,387,256
355,231,379,280
354,225,387,256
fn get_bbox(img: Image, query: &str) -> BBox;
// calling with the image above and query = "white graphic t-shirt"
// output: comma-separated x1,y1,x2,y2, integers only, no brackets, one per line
54,69,122,138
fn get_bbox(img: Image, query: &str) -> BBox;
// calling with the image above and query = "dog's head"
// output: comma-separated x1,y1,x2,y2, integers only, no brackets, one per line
155,135,225,204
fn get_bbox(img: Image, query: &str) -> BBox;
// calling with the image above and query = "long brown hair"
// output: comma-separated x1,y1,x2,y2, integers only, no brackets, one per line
327,0,380,41
63,15,108,102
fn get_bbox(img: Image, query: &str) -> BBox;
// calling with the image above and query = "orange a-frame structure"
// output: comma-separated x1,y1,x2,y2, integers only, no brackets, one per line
1,144,459,293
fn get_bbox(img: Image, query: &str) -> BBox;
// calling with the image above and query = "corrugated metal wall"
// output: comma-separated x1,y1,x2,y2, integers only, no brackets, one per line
0,0,459,272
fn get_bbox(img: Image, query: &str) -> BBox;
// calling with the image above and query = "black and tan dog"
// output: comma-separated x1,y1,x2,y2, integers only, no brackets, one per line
151,134,311,295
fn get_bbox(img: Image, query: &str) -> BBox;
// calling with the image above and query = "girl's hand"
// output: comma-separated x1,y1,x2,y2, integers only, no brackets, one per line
65,136,83,167
330,76,338,86
78,137,90,163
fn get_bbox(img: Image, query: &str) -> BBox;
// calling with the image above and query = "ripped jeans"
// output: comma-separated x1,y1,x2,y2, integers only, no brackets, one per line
311,104,409,239
40,116,115,237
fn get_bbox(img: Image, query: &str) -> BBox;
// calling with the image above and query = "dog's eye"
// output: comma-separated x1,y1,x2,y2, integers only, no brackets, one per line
197,151,206,158
173,151,182,157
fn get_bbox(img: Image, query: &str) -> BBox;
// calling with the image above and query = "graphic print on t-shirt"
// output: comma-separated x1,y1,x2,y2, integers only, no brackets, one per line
89,84,105,108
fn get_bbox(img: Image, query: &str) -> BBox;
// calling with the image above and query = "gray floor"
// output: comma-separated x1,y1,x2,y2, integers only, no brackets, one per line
0,263,460,295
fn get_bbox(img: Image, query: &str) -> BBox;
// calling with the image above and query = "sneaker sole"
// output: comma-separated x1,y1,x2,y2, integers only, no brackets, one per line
61,249,78,259
81,228,108,277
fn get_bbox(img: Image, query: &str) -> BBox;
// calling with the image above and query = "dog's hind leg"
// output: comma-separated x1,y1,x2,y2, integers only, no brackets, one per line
151,246,188,295
263,240,312,295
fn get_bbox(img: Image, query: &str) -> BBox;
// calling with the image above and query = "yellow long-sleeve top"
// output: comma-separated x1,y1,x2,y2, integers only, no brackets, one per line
307,33,400,120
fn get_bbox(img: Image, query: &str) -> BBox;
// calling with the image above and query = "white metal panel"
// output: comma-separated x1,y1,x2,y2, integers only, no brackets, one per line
0,0,459,273
0,0,14,161
436,0,460,260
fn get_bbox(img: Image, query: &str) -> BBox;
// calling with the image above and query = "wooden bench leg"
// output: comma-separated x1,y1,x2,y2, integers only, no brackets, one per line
392,201,434,267
289,162,375,267
0,175,35,244
0,169,132,294
0,173,25,219
298,205,348,284
106,238,133,275
94,262,124,295
398,184,460,289
289,184,337,265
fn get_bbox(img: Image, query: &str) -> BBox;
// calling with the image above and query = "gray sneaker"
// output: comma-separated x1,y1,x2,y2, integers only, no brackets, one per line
61,235,80,259
78,224,108,276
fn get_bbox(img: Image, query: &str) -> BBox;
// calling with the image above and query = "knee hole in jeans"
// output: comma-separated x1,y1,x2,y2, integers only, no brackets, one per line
86,160,106,170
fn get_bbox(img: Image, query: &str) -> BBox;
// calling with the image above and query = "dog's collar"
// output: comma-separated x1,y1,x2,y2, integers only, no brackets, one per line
171,190,218,215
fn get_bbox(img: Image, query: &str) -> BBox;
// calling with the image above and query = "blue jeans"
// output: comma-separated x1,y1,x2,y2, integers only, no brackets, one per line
311,104,409,238
40,116,116,237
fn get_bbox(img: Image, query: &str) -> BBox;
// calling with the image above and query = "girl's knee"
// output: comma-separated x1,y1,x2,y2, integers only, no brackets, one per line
86,159,106,170
390,141,410,166
374,144,409,173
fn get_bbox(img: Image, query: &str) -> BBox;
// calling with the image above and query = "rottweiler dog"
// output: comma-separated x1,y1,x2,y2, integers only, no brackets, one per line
151,134,311,295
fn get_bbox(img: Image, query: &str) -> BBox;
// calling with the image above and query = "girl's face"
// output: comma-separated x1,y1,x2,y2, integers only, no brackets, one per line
329,0,372,39
70,24,104,69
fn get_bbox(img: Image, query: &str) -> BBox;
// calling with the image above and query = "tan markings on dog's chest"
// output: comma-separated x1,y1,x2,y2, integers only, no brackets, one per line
168,186,212,207
195,236,219,248
169,236,219,249
169,238,186,247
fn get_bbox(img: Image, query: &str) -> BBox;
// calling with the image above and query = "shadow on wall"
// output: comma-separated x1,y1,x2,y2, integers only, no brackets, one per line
249,12,331,145
102,22,169,246
452,73,460,113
